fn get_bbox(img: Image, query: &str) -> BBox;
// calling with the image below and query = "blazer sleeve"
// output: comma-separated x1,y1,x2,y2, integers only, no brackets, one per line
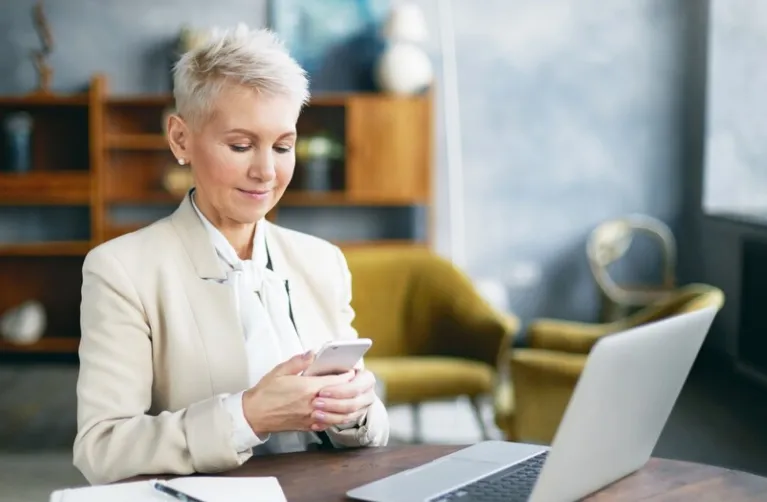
73,246,250,485
324,246,390,448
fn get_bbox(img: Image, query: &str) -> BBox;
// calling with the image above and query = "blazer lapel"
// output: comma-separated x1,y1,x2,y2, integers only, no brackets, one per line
169,193,249,395
264,223,330,352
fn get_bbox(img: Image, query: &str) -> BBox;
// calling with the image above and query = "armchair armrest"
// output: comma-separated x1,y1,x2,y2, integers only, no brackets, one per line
512,347,587,378
412,259,520,368
527,284,726,355
508,348,587,444
435,304,521,369
526,318,627,354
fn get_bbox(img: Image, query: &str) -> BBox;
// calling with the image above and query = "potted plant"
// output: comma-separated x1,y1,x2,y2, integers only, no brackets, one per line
295,132,344,192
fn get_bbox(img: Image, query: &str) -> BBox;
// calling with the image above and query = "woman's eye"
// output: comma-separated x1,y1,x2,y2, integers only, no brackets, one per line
274,145,293,154
229,144,251,153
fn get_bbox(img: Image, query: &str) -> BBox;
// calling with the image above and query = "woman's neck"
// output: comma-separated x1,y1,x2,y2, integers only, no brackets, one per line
193,191,255,260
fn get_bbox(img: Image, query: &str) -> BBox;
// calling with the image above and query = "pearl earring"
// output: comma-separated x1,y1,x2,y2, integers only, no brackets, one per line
178,158,186,166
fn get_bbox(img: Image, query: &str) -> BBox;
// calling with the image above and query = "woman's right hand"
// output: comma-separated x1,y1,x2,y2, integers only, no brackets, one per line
242,350,355,436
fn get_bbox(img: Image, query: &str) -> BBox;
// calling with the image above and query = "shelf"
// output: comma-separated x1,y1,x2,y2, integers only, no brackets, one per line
280,191,349,206
279,191,424,207
106,190,423,207
0,241,91,257
103,224,422,251
308,94,354,106
0,171,90,205
0,93,89,107
106,134,169,150
107,95,173,107
107,192,181,204
103,93,376,108
0,337,79,354
336,240,425,249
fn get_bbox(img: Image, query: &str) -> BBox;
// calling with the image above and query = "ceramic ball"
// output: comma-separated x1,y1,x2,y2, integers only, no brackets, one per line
375,43,433,95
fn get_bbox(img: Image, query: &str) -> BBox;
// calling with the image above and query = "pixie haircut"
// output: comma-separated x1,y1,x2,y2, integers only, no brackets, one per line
172,25,310,128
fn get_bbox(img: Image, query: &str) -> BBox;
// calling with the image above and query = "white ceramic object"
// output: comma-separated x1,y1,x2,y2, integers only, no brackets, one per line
376,2,433,95
382,2,429,43
0,300,46,345
375,42,433,95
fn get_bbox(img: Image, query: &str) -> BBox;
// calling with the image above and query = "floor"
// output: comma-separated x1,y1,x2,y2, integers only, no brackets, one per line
1,356,767,501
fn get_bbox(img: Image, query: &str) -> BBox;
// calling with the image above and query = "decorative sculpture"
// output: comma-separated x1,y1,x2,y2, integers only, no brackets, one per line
3,112,34,173
0,300,46,345
31,1,54,93
587,214,677,322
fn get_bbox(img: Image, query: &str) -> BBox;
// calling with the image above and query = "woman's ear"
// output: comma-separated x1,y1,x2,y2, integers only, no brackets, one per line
167,113,191,163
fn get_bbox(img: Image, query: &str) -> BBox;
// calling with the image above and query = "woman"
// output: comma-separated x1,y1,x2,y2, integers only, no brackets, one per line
73,26,389,485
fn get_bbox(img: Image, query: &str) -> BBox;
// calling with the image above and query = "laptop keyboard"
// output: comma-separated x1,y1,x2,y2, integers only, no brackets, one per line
430,451,549,502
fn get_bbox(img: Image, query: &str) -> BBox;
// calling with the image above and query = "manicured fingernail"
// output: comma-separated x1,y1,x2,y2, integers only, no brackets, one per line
314,400,325,409
314,411,325,420
320,391,331,398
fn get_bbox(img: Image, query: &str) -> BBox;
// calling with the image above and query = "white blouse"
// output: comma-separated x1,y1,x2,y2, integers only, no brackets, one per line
190,193,325,455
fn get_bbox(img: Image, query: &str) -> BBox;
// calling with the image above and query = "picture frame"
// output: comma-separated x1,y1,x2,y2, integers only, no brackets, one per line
268,0,390,91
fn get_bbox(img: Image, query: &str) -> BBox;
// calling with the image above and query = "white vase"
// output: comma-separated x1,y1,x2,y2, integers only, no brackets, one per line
0,300,46,345
375,42,433,95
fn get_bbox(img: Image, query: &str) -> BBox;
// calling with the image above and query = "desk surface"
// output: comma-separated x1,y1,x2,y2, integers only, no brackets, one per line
145,444,767,501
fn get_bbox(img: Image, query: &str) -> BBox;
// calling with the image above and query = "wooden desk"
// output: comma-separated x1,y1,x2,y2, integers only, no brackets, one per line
141,444,767,501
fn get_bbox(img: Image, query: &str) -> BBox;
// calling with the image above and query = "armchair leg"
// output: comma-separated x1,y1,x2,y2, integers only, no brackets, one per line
470,396,491,441
410,403,422,443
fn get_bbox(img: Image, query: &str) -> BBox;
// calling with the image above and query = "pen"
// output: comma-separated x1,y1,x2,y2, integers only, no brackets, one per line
152,480,208,502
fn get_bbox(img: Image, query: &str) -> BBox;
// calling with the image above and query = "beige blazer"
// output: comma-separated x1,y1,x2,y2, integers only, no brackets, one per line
73,194,389,485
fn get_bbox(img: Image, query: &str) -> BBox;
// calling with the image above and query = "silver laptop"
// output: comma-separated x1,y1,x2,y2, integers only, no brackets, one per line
347,306,719,502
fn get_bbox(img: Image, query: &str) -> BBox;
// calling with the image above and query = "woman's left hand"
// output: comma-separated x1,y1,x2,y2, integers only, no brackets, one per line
311,369,377,430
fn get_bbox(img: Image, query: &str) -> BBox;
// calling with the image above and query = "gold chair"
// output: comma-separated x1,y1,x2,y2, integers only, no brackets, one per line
494,283,724,445
344,247,520,441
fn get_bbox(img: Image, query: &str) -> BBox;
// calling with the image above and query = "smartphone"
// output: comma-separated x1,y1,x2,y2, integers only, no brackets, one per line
302,338,373,377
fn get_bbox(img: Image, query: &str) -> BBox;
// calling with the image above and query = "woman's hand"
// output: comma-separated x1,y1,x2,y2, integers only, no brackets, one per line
310,369,377,430
242,351,355,436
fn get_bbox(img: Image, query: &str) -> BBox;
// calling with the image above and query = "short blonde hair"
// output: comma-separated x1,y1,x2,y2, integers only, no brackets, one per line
172,25,310,127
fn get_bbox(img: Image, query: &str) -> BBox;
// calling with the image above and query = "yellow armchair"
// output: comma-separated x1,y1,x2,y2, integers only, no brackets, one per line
344,247,520,440
495,283,725,445
526,283,725,354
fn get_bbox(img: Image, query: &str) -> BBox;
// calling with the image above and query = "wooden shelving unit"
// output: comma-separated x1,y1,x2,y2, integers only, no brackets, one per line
0,171,91,205
105,134,169,150
0,83,97,357
0,74,433,356
0,241,91,257
0,337,80,354
97,86,433,245
0,94,89,107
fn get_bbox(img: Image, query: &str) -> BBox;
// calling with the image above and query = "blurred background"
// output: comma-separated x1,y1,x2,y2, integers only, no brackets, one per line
2,0,767,500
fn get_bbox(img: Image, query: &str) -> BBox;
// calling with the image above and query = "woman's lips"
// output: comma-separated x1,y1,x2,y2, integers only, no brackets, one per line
237,188,271,200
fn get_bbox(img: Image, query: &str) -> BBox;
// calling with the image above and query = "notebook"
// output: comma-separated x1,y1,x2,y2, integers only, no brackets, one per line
49,476,287,502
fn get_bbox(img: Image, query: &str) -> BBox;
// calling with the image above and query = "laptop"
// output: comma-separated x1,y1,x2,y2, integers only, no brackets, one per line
347,306,719,502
